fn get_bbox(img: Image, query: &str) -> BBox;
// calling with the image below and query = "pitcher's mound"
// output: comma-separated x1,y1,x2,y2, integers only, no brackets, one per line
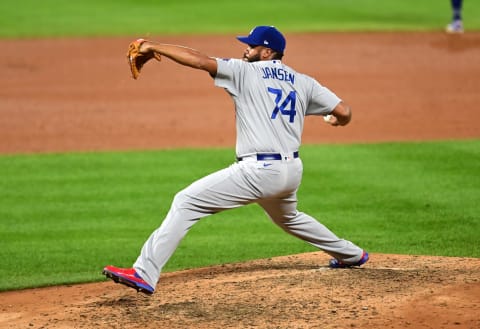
1,252,479,329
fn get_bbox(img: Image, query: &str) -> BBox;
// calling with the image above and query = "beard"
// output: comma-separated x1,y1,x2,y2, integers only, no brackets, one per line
243,52,261,62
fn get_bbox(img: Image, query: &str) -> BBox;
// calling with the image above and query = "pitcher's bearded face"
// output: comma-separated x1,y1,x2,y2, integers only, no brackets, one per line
243,45,262,62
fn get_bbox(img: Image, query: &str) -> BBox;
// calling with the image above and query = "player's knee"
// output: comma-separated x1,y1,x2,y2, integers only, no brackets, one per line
269,210,298,224
171,190,189,209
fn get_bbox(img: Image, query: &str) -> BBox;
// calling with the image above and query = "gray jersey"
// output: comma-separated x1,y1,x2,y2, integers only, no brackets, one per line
130,55,364,292
215,58,341,157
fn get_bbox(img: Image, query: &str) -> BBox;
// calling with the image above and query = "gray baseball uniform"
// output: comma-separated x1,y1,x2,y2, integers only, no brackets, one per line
133,57,364,288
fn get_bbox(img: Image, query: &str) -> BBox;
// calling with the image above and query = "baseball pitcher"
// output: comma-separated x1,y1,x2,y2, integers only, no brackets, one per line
104,26,369,295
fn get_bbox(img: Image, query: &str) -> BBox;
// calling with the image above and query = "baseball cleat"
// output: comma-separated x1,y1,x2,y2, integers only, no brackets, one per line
103,265,154,295
445,20,464,34
329,251,369,269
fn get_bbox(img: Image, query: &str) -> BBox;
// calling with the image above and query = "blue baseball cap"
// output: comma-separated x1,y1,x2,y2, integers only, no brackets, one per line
236,26,286,54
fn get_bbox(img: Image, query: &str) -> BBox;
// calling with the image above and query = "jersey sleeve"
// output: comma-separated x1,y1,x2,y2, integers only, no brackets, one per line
214,58,244,96
305,79,342,116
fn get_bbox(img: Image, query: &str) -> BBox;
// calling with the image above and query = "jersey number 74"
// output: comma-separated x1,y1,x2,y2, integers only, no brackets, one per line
268,87,297,123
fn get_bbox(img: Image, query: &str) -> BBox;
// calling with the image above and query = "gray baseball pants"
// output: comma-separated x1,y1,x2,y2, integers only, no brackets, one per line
134,157,364,288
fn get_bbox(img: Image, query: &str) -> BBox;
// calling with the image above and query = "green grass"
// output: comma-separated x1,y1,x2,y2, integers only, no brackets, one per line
1,0,480,38
1,141,479,291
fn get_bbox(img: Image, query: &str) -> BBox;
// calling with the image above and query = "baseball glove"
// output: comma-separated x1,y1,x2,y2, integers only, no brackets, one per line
127,38,161,79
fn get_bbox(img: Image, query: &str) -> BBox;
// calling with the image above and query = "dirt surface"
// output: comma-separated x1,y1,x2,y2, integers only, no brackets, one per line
1,32,480,154
1,253,479,329
1,32,480,328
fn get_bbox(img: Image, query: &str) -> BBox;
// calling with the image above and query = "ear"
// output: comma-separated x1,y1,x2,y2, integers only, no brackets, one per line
261,48,275,60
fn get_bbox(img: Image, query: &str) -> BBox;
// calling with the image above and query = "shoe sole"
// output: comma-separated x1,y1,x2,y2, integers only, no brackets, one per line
446,29,464,34
103,269,153,295
329,252,369,269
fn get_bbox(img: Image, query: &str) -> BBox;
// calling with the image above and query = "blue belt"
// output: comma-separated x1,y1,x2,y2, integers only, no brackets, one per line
237,151,299,161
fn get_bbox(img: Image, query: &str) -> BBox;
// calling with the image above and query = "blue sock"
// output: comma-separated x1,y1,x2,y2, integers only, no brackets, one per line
452,0,462,21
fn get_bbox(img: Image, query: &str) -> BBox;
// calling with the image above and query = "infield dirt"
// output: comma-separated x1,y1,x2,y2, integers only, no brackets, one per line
1,32,479,328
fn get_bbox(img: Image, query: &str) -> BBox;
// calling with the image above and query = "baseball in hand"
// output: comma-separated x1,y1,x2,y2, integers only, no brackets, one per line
323,114,332,122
